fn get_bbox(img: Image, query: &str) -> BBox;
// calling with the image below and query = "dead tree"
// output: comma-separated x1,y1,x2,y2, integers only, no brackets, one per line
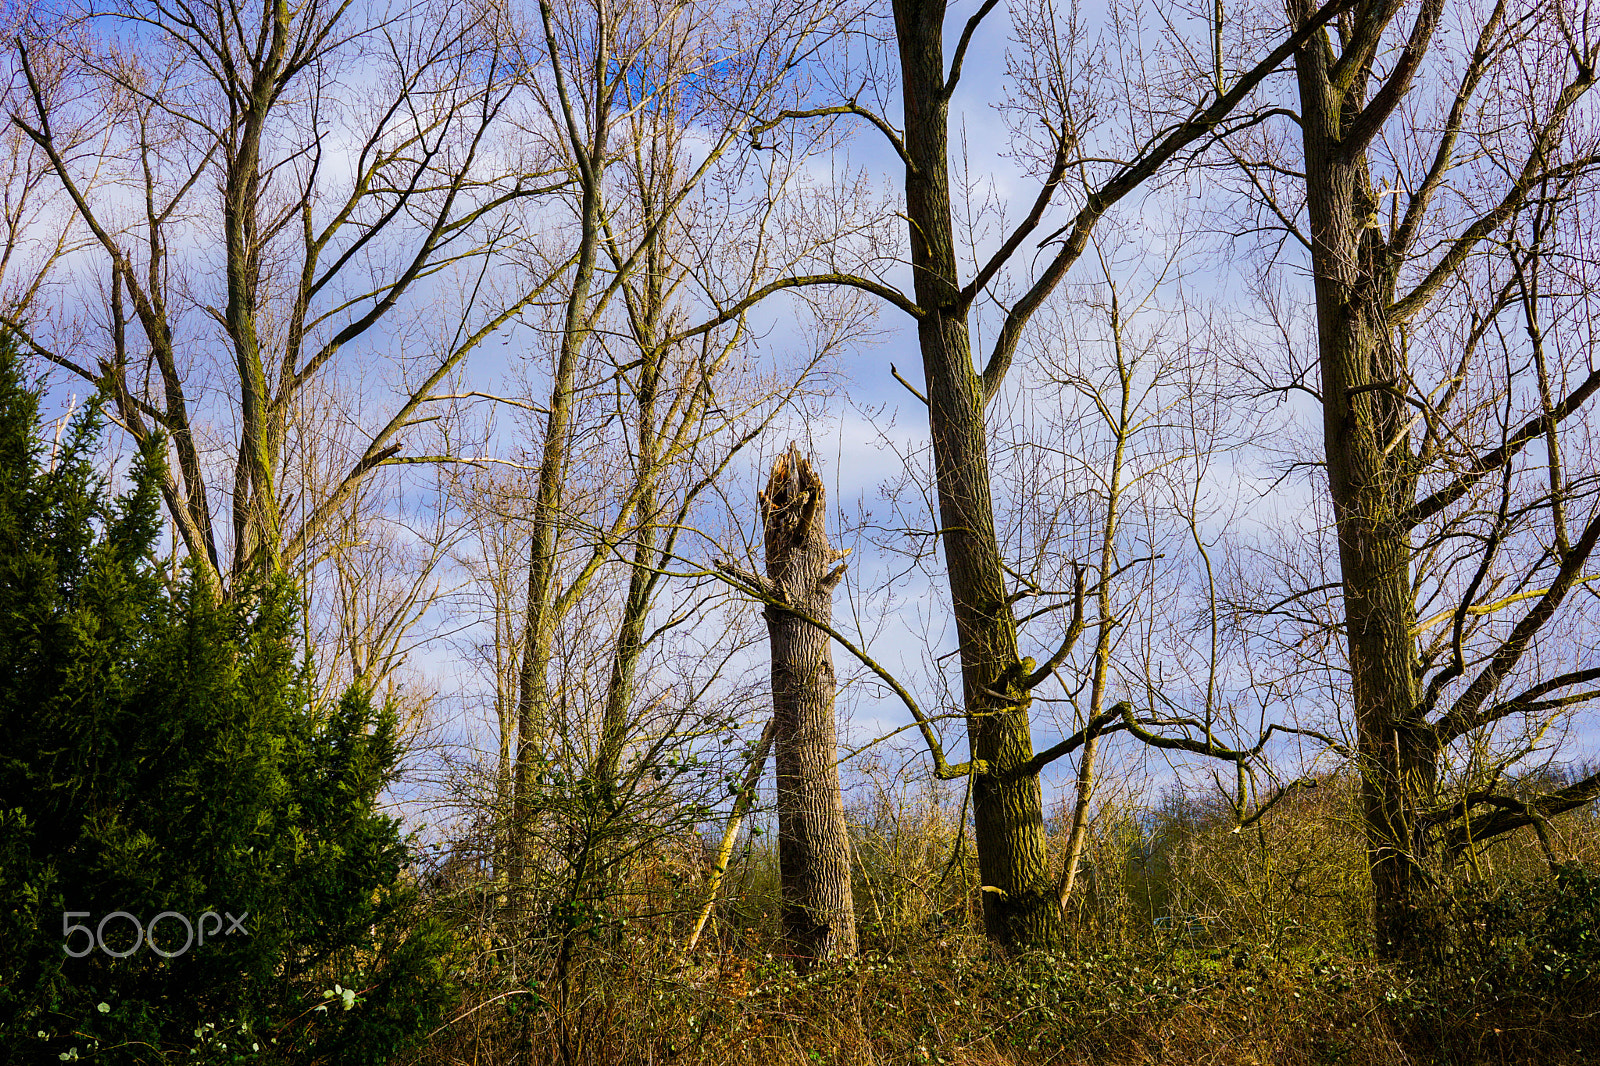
758,444,857,965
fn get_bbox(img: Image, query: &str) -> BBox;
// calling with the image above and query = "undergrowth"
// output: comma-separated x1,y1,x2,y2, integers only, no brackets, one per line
419,929,1600,1065
415,779,1600,1065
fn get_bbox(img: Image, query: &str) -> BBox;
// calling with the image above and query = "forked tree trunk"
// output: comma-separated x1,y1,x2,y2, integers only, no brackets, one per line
1288,0,1434,958
760,444,857,966
894,0,1060,950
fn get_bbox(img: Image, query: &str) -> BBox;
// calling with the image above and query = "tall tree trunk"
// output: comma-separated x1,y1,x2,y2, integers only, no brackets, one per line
893,0,1060,950
1060,303,1133,916
1289,0,1433,957
510,105,605,900
594,219,666,798
760,445,857,966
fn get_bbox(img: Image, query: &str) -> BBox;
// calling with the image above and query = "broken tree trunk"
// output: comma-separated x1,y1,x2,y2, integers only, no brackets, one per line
760,444,857,966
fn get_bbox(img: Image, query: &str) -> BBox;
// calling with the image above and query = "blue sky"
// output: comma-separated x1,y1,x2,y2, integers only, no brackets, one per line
19,0,1600,856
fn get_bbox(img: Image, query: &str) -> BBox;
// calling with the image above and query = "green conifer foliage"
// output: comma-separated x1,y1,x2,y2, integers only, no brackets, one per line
0,332,456,1064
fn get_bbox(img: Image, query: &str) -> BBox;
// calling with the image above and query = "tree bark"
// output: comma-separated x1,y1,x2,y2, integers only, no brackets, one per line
1283,0,1600,955
893,0,1060,950
1289,0,1435,958
510,17,606,892
760,444,857,966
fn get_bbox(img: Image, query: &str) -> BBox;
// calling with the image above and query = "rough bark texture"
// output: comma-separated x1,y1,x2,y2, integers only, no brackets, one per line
893,0,1060,950
1289,0,1435,958
594,224,666,799
761,445,857,966
1286,0,1600,957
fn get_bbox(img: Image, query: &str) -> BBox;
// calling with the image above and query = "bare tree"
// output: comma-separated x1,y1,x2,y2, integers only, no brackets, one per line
1005,242,1242,915
502,0,865,891
716,0,1355,950
9,0,563,604
0,13,87,322
447,458,535,868
1226,0,1600,956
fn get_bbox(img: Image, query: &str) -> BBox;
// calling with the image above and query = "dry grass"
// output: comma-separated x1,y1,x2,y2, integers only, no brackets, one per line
415,775,1600,1066
415,922,1600,1066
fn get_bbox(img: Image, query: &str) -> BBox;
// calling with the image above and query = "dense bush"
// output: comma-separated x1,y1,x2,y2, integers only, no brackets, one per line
0,336,455,1064
1424,861,1600,1006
